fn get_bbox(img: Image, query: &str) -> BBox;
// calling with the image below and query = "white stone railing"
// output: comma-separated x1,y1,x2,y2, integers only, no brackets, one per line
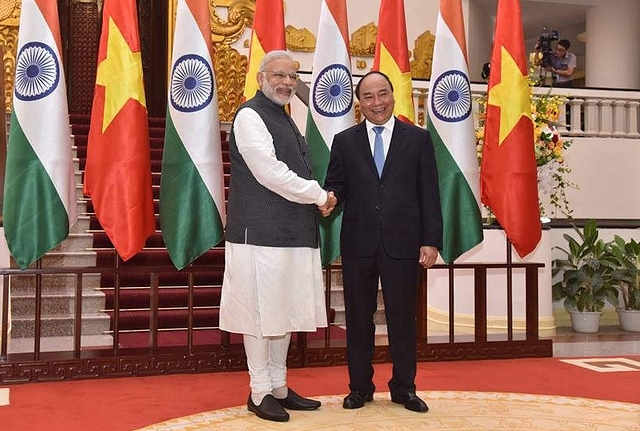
411,81,640,139
293,73,640,140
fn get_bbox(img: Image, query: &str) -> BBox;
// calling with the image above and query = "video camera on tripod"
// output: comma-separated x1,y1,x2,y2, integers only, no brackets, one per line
537,27,559,68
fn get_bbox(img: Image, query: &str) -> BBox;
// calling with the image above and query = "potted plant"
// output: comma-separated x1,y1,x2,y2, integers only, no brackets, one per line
552,219,619,333
608,235,640,331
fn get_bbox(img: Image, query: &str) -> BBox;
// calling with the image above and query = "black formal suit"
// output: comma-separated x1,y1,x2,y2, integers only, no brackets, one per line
325,117,442,396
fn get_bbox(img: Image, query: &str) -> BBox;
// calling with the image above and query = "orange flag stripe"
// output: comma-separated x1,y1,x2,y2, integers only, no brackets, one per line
34,0,63,54
185,0,214,52
326,0,350,48
440,0,468,62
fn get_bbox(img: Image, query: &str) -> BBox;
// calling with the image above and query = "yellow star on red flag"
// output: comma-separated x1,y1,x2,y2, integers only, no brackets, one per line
487,46,531,145
95,17,146,133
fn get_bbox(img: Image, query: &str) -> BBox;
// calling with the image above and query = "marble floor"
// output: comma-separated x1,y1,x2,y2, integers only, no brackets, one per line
552,325,640,357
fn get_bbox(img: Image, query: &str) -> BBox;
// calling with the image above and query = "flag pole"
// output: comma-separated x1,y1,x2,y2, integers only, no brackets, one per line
506,236,514,340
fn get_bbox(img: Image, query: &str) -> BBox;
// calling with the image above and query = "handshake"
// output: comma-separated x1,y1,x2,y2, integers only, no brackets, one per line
317,190,337,217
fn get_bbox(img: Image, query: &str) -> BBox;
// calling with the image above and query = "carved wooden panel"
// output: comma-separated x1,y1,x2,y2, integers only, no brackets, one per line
68,1,99,115
0,1,19,114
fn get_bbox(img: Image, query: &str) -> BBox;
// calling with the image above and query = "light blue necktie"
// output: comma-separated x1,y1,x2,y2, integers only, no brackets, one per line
373,126,385,177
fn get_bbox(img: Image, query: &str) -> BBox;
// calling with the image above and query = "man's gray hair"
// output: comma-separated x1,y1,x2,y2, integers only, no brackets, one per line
259,50,293,72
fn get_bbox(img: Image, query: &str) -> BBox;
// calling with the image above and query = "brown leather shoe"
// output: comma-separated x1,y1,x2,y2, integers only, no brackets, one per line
342,391,374,409
390,392,429,413
247,394,290,422
276,388,321,410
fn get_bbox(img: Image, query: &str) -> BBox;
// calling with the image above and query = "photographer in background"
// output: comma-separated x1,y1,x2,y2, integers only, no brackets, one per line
548,39,577,87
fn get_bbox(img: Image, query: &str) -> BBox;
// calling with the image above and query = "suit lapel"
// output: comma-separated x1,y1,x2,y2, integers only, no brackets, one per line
382,118,407,177
354,122,380,178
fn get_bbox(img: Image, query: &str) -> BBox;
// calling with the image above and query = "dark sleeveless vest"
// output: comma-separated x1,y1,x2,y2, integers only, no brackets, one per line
225,91,319,248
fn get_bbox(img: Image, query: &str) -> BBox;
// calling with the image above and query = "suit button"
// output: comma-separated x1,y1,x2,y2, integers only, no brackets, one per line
378,184,384,190
375,206,381,211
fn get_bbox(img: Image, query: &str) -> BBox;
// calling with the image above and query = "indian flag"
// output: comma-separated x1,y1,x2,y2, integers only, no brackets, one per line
306,0,354,266
427,0,483,263
160,0,225,270
3,0,77,269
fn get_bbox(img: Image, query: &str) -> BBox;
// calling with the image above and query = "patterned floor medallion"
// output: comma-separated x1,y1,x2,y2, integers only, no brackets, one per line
138,391,640,431
560,357,640,372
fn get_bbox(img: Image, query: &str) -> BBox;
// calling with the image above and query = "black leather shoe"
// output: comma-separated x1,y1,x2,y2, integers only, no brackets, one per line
276,388,321,410
391,392,429,413
247,394,290,422
342,391,374,409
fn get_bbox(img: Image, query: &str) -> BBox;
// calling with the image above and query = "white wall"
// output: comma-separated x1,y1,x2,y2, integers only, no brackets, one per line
563,138,640,219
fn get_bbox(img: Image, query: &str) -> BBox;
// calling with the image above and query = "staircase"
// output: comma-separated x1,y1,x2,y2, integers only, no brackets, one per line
8,125,111,350
9,113,347,351
71,114,230,345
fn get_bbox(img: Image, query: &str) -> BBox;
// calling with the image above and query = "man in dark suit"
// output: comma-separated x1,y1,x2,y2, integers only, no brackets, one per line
324,71,443,413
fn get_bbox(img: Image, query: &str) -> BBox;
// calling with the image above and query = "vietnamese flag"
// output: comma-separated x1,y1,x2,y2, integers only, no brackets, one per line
243,0,285,100
480,0,541,258
83,0,155,261
373,0,414,124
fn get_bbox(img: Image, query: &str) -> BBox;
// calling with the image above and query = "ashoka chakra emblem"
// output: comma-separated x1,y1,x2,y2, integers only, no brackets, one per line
170,54,214,113
430,70,471,122
312,64,353,117
14,42,60,102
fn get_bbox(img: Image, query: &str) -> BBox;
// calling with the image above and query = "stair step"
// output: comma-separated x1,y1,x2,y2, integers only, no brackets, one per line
10,273,102,293
49,233,94,252
106,308,220,331
102,286,221,309
331,306,386,326
10,313,111,338
11,290,106,315
38,251,97,267
7,334,114,354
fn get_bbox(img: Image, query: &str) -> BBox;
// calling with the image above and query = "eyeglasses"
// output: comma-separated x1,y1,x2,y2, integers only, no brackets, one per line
263,70,298,81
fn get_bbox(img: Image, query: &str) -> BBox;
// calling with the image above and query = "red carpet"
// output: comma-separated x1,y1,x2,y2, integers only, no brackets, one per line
1,356,638,431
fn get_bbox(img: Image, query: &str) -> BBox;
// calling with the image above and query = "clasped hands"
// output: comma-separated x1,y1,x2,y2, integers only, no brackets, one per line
318,191,337,217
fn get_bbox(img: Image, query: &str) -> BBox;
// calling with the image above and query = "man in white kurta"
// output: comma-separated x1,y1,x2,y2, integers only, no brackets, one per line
219,50,335,422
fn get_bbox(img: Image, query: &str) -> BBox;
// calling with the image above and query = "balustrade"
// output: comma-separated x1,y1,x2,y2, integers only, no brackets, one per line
0,259,550,384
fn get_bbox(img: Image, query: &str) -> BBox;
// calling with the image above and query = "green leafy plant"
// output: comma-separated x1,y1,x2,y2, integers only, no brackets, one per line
552,220,619,312
608,235,640,310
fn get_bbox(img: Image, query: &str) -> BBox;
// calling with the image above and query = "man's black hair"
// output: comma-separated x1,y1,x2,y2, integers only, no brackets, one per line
355,71,394,100
557,39,571,50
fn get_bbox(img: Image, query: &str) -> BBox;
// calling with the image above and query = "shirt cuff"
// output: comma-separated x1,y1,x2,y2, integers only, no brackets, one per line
316,190,328,206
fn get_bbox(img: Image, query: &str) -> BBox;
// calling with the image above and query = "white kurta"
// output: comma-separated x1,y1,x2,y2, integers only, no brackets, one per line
219,107,328,337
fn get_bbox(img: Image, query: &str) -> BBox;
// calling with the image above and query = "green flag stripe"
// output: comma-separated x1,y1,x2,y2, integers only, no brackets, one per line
429,118,483,263
3,114,69,268
306,113,342,266
160,115,223,270
306,116,330,186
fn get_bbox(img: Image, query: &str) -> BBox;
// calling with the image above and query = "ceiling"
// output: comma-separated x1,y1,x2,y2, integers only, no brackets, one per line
474,0,591,41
